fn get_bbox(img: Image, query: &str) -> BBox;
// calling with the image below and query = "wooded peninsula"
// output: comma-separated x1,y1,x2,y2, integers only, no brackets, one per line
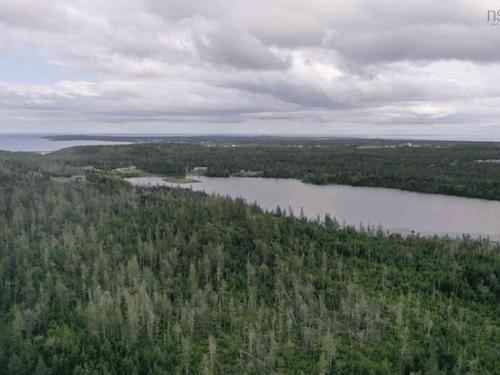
49,136,500,200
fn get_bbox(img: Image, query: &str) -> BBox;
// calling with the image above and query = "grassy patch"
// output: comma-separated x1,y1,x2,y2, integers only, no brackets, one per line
50,176,71,183
113,169,151,178
164,176,200,184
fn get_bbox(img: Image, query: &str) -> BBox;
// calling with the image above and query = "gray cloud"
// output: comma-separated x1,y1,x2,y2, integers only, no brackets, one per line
0,0,499,138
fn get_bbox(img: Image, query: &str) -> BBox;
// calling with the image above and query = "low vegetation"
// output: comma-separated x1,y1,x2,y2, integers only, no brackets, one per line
164,176,200,184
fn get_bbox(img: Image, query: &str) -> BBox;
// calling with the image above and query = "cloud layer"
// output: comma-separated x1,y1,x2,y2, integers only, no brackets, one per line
1,0,500,138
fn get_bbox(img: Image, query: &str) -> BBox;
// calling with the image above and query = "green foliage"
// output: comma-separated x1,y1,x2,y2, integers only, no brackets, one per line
0,149,499,374
50,138,500,200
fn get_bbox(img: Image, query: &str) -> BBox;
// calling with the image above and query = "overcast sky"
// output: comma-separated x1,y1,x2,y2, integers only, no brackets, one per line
1,0,500,138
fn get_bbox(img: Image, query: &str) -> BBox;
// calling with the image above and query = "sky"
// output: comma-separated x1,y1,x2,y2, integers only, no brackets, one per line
0,0,500,138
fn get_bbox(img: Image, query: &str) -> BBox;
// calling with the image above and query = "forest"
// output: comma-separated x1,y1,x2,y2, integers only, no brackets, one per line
0,144,499,374
49,137,500,200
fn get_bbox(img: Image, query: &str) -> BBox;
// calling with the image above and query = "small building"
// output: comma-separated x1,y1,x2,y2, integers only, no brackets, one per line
114,166,137,172
192,166,208,175
82,166,102,172
71,175,86,187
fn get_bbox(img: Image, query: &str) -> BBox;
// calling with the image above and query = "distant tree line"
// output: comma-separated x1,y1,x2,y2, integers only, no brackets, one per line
49,139,500,200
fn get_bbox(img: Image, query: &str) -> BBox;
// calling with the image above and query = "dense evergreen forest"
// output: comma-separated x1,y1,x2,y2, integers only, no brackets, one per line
49,137,500,200
0,146,499,374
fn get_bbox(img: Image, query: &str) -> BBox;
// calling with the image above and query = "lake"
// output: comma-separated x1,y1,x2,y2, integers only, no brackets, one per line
126,175,500,239
0,134,131,152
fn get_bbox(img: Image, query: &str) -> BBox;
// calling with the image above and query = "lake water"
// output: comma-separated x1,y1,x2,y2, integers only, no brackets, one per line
0,134,131,152
126,175,500,239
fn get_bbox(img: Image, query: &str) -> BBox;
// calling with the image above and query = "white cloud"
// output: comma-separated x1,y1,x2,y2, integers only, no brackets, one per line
0,0,499,137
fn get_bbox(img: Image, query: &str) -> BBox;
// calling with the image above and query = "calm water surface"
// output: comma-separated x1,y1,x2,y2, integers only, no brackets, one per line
0,134,130,152
126,176,500,239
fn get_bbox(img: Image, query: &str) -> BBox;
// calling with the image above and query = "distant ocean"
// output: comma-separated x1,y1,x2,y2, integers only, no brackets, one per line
0,134,131,153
